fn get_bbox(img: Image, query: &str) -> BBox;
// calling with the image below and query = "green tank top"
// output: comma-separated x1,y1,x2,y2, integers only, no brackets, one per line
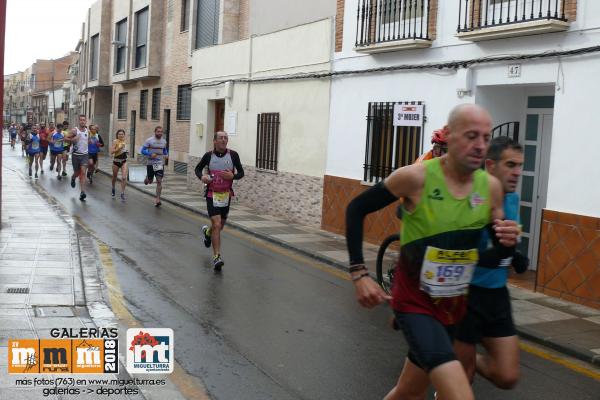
399,158,491,277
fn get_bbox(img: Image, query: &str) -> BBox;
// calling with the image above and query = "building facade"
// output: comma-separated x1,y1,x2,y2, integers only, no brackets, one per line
188,0,337,226
327,0,598,308
110,0,192,169
78,0,113,137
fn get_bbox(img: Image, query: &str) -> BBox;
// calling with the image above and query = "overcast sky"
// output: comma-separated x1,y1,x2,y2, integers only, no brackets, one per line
4,0,96,75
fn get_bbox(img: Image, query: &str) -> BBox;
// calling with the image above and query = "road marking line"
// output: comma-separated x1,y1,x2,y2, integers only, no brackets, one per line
520,341,600,381
98,243,211,400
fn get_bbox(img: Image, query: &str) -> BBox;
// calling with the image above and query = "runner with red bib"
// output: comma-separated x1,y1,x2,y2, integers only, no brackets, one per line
195,131,244,271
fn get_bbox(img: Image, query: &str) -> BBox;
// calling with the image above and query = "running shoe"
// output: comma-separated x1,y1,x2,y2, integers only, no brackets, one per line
62,171,67,177
57,174,62,180
111,188,116,197
71,176,76,188
79,192,87,201
213,255,224,271
202,225,211,248
120,193,126,202
40,169,44,175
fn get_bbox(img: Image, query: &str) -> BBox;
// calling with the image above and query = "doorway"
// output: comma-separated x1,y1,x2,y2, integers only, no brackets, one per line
215,100,225,134
519,96,554,269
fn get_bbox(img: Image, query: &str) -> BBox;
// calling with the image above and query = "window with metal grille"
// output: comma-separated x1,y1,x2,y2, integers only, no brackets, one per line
181,0,190,32
256,113,280,171
151,88,161,120
115,19,127,73
140,89,148,119
176,85,192,120
89,34,99,80
134,7,149,68
363,102,423,183
195,0,219,49
118,93,128,120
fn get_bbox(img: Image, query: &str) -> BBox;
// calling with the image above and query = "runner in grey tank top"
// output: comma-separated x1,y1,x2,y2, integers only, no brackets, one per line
194,131,245,271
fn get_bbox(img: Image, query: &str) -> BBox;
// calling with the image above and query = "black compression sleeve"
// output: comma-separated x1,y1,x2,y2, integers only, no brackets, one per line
231,151,245,180
346,182,399,266
194,152,212,179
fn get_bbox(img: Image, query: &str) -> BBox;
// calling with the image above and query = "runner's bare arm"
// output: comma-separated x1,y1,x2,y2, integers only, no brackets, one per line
383,163,426,206
489,175,520,247
345,165,426,309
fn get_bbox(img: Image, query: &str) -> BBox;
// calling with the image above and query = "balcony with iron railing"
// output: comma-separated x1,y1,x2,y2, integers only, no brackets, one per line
355,0,434,54
456,0,571,41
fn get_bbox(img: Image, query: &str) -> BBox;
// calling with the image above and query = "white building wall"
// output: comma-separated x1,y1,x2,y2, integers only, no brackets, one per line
248,0,337,37
328,0,600,218
191,18,332,177
189,18,333,225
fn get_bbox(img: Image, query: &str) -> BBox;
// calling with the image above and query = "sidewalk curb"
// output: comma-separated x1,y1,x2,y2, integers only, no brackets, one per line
98,167,600,369
516,325,600,368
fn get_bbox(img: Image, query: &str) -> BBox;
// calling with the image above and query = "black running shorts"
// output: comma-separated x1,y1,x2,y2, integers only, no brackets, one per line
456,285,516,344
394,311,457,372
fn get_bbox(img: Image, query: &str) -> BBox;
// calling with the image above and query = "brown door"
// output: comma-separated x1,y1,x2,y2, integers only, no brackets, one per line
215,100,225,133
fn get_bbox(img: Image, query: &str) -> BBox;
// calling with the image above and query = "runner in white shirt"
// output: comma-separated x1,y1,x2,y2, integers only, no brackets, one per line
64,115,90,201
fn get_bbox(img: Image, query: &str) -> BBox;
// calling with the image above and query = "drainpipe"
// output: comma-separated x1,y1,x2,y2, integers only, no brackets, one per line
245,34,255,111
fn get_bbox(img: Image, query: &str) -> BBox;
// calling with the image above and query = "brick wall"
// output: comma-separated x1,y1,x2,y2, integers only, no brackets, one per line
428,0,437,40
536,209,600,310
565,0,577,21
335,0,344,52
112,0,191,166
239,0,249,40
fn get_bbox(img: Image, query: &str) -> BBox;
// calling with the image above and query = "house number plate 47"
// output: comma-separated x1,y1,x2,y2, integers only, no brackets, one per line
508,64,521,78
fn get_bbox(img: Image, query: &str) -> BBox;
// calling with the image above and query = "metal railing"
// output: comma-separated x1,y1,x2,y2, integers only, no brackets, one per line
458,0,568,32
356,0,432,47
363,102,423,183
492,121,520,142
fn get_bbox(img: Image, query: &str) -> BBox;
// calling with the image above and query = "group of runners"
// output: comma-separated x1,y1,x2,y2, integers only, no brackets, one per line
346,103,527,400
8,119,245,272
8,115,127,200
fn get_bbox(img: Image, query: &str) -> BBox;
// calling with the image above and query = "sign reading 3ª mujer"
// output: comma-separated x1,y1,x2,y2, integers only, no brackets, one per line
393,104,424,127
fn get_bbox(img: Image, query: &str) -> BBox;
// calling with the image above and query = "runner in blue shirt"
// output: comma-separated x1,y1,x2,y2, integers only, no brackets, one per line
26,125,42,178
49,123,65,180
455,136,528,391
86,124,104,184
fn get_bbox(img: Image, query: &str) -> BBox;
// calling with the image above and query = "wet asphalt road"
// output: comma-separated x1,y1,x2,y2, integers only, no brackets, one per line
3,146,600,400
